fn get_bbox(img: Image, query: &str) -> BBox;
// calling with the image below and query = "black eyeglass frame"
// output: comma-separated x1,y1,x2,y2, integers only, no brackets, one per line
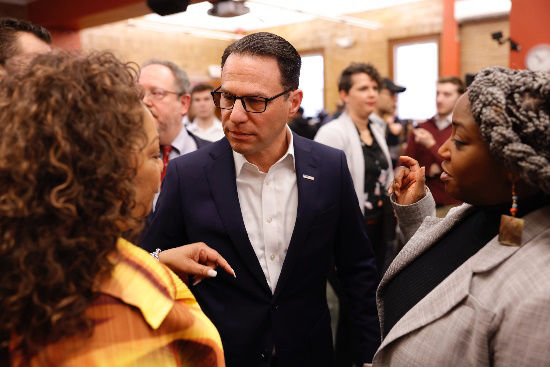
211,86,294,114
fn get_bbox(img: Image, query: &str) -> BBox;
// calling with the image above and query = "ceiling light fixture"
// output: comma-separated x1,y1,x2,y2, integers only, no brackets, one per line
208,0,250,17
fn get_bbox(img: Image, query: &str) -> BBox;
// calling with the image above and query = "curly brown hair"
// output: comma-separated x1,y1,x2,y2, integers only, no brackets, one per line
0,50,146,363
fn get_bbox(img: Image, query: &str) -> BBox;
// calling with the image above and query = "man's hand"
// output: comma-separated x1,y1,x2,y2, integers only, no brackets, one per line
388,156,426,205
159,242,236,285
412,128,436,149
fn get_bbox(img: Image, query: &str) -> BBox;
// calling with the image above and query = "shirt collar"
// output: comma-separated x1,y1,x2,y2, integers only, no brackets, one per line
435,114,452,130
169,124,196,154
233,125,295,177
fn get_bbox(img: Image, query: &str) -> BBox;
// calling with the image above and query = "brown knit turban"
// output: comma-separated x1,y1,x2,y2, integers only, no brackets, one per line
468,66,550,194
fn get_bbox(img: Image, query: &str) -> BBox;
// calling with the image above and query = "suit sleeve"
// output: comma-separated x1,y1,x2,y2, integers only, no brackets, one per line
139,161,188,252
334,151,380,362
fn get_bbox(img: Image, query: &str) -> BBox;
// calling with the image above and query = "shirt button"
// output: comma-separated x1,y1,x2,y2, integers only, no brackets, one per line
266,217,272,223
265,180,270,186
270,254,275,261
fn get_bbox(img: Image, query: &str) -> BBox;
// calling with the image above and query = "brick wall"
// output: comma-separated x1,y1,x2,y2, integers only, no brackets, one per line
80,21,232,83
80,0,510,112
459,17,510,76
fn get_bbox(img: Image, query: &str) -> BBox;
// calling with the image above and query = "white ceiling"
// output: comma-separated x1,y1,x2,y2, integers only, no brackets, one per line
142,0,421,32
128,0,511,40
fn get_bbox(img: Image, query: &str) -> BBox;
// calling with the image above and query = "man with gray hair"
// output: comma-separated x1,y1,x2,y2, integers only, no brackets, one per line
139,59,209,186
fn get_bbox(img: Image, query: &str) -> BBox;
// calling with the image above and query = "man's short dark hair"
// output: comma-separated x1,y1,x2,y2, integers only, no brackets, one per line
338,62,382,93
0,18,51,65
221,32,301,91
438,76,466,94
191,83,213,95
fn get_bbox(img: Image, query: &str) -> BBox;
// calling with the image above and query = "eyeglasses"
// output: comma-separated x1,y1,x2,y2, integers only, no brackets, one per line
143,88,182,101
211,86,294,113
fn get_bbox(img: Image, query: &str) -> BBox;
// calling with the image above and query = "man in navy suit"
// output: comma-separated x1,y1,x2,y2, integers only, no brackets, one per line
141,32,379,367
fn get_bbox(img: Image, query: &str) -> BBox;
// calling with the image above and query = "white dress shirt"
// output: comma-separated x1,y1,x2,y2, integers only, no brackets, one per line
233,128,297,293
188,118,225,142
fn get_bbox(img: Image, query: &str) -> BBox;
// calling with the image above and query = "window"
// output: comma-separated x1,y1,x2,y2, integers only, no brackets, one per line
299,53,324,118
391,37,439,121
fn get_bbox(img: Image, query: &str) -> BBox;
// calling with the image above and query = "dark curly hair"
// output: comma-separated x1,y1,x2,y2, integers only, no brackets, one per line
0,50,146,364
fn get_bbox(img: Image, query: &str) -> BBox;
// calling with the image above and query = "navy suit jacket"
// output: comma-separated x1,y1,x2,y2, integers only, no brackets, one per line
141,134,380,366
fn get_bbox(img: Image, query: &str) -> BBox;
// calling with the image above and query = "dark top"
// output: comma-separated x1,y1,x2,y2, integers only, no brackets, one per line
361,123,389,206
289,117,318,140
381,194,550,337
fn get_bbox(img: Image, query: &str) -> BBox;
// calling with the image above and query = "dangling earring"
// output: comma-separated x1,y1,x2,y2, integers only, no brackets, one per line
498,181,524,246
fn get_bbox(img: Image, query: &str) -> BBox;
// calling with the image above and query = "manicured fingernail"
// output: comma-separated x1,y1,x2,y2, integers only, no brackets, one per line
207,269,217,278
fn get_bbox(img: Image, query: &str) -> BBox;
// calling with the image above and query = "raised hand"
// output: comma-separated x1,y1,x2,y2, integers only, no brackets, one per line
159,242,236,285
413,127,436,149
388,156,426,205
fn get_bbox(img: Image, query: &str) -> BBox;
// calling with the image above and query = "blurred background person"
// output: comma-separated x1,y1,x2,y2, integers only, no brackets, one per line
404,76,465,217
0,17,51,76
0,51,229,367
315,62,393,367
187,83,225,142
316,62,394,275
377,67,550,366
371,78,408,168
139,59,210,213
288,106,318,140
139,59,209,182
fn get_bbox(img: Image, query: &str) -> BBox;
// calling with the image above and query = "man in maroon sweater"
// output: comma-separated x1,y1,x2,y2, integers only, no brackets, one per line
404,77,465,216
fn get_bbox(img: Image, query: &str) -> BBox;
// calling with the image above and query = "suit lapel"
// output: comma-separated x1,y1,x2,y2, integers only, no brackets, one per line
204,139,271,294
273,136,319,298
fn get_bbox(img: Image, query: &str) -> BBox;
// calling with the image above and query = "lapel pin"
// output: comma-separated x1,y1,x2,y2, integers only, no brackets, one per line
303,174,315,181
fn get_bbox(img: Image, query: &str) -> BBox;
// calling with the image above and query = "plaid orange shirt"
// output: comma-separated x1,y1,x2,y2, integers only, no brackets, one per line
20,238,224,367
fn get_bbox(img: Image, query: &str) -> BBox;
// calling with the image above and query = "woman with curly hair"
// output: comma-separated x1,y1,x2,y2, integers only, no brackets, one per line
0,51,231,367
373,67,550,366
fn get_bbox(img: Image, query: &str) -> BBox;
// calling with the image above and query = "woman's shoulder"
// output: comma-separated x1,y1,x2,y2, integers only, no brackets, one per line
471,206,550,307
100,238,197,328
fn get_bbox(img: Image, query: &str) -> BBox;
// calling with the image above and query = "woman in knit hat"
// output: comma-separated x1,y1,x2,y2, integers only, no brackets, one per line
373,66,550,366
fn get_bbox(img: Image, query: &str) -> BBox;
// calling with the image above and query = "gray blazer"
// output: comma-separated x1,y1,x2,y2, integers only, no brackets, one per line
374,192,550,366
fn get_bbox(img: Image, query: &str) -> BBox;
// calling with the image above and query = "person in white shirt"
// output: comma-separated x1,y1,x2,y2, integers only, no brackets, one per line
141,32,379,367
188,83,225,142
404,77,466,217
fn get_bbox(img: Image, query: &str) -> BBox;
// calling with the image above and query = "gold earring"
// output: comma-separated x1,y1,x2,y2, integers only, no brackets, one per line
498,181,524,246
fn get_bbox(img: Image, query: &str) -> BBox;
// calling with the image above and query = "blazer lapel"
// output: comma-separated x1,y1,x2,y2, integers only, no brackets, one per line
377,204,472,335
379,260,472,351
377,204,550,354
204,139,271,294
273,136,319,298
